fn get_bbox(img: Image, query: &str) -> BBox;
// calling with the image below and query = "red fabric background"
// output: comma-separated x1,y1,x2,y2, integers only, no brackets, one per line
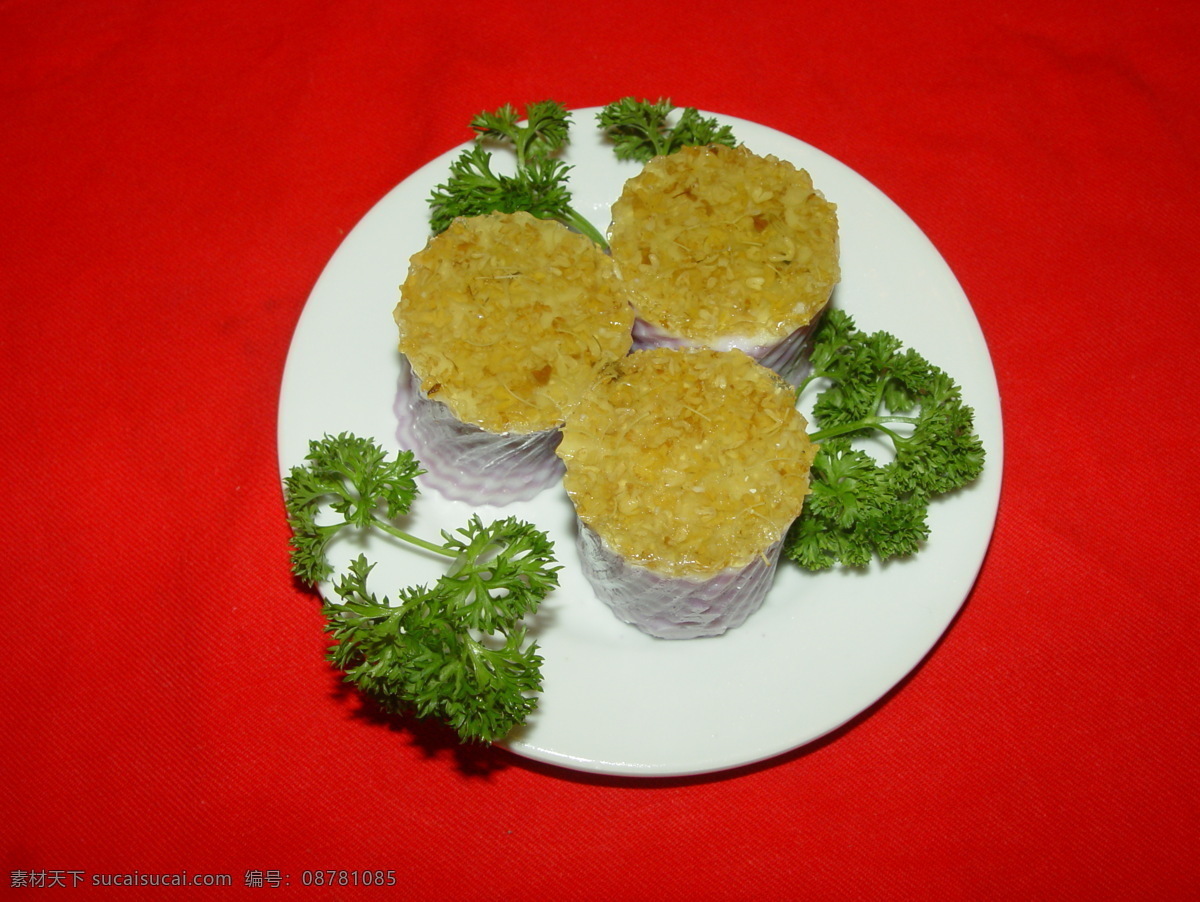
3,0,1197,897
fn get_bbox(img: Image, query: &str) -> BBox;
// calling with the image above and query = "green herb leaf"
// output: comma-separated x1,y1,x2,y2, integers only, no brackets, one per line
283,433,423,583
428,101,607,248
470,100,571,166
786,310,986,570
597,97,738,163
284,433,559,742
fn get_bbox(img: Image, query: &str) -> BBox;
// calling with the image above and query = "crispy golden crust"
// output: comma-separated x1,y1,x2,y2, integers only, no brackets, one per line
557,347,819,579
394,212,634,434
609,144,839,344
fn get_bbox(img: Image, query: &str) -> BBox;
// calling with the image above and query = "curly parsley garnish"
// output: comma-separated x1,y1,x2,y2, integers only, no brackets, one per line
597,97,738,163
427,100,608,248
786,310,986,570
284,433,559,742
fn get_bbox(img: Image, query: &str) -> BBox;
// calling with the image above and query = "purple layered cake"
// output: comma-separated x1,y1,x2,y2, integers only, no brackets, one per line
608,144,839,384
557,347,819,638
393,211,634,504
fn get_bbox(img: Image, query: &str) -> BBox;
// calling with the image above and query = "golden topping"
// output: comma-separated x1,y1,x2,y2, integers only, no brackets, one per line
558,347,819,578
395,212,635,434
609,144,839,344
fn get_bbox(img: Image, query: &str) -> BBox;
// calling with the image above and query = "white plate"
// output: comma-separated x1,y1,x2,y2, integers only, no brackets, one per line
277,108,1003,777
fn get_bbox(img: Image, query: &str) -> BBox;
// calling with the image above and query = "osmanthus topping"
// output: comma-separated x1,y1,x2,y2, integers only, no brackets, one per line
557,347,819,638
395,211,635,435
608,144,840,380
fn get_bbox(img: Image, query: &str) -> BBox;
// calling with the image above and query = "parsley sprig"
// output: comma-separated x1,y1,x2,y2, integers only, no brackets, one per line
284,433,559,742
597,97,738,163
786,310,986,570
427,100,608,248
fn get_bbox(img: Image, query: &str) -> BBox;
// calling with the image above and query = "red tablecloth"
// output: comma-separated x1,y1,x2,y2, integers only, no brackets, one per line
4,0,1197,897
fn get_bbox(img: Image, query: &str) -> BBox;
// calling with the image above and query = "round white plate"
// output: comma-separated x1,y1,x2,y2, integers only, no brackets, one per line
277,108,1003,777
